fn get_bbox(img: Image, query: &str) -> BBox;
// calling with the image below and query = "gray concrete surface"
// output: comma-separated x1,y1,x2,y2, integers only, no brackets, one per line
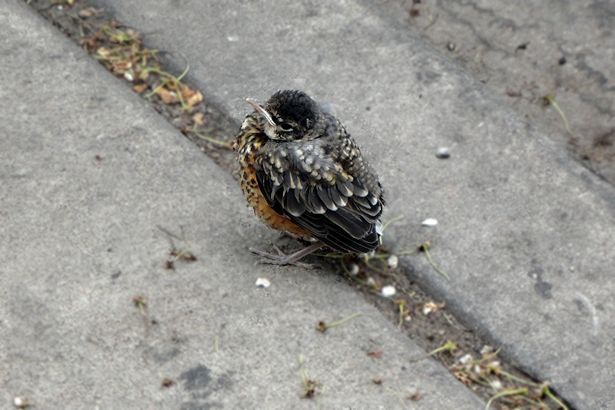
395,0,615,184
0,2,485,409
85,0,615,408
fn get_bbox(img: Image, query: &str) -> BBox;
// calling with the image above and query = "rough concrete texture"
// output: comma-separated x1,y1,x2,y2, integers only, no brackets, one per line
395,0,615,184
0,3,484,409
87,0,615,408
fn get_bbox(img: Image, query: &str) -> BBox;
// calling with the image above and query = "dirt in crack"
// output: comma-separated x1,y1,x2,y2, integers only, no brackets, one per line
28,1,572,408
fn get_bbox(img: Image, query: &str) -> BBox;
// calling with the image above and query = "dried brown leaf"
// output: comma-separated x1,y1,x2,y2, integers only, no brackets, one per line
179,84,196,100
155,87,178,104
133,83,148,94
186,90,203,107
96,47,111,59
112,60,132,74
78,7,97,17
192,112,205,125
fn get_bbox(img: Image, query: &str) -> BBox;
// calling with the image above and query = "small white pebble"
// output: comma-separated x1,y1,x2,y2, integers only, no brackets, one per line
436,147,450,159
366,277,376,287
421,218,438,227
255,277,270,288
422,301,443,315
489,360,501,369
349,263,360,276
490,379,503,390
404,315,412,322
458,353,473,364
381,285,396,297
123,71,134,82
386,255,399,269
227,35,239,42
13,397,29,408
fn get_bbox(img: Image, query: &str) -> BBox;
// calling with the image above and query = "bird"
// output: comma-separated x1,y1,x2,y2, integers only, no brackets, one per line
233,90,384,266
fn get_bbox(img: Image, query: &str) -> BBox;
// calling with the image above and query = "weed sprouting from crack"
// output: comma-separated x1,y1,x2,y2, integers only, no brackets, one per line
320,231,570,408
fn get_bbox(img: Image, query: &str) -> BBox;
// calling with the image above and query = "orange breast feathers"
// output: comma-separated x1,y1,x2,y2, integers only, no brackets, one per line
235,123,312,240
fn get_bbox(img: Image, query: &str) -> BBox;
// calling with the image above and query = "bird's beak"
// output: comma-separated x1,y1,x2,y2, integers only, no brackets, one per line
246,98,275,126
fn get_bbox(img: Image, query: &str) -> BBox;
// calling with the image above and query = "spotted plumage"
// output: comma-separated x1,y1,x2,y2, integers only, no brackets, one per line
234,90,384,259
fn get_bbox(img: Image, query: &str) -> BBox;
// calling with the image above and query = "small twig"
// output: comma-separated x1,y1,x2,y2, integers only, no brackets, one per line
493,367,541,388
485,387,528,410
381,215,404,232
175,84,189,111
419,242,450,280
428,340,457,356
423,12,440,31
410,340,457,362
133,295,147,314
170,248,197,262
442,312,456,327
132,295,150,332
176,63,190,82
191,127,233,149
542,384,569,410
395,299,409,328
316,312,362,333
298,355,320,399
156,224,183,241
543,95,573,136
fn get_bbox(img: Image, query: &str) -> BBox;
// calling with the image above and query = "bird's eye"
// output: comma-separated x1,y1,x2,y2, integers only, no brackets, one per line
278,122,294,132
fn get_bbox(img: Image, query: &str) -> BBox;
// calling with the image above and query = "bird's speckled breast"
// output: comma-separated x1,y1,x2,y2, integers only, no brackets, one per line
234,116,312,239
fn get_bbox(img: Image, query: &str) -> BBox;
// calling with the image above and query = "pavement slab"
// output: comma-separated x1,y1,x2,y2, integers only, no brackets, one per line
81,0,615,408
396,0,615,184
0,2,484,409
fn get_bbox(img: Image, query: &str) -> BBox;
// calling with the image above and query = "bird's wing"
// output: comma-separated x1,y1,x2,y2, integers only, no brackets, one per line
255,141,383,254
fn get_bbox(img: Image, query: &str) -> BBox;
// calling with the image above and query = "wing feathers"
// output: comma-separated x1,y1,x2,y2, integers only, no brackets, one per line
256,142,383,254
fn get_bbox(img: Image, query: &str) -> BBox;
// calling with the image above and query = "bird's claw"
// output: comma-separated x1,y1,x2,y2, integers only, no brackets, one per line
249,246,314,269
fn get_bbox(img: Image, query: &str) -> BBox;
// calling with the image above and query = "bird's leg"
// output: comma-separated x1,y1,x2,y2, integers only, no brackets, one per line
249,242,324,268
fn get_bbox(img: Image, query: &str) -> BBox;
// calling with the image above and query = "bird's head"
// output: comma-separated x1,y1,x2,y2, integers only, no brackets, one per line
246,90,322,141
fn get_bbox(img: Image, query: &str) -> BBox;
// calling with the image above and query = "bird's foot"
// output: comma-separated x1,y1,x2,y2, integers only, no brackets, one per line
249,243,323,268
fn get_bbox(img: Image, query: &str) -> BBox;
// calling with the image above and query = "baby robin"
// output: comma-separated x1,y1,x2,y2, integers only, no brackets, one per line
233,90,384,266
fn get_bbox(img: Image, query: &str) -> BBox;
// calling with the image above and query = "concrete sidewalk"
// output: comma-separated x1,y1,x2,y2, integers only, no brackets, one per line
0,2,483,409
86,1,615,408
